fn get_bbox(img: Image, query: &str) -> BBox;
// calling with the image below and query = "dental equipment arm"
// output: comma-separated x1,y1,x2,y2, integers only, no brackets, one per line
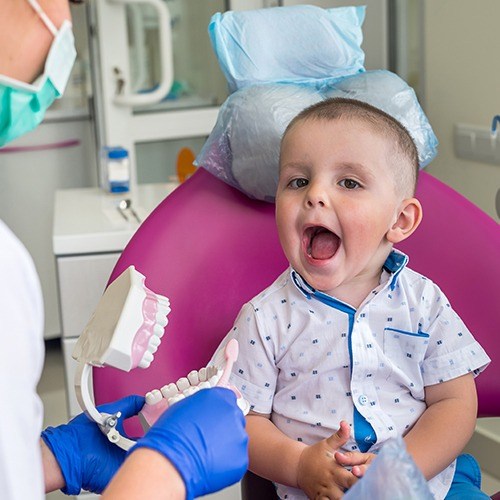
72,265,171,451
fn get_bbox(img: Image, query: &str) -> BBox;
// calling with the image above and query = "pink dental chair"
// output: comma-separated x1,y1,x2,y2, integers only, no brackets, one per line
93,167,500,498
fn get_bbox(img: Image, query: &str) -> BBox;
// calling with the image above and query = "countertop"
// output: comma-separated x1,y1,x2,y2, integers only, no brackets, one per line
53,182,178,255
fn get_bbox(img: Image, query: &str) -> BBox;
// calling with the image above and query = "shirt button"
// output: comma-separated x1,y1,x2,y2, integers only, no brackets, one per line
358,395,368,405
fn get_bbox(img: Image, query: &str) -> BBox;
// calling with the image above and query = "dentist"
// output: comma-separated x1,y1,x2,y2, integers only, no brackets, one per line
0,1,247,499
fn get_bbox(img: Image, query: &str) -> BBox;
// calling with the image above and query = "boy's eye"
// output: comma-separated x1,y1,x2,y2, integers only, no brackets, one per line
339,178,360,189
289,178,309,189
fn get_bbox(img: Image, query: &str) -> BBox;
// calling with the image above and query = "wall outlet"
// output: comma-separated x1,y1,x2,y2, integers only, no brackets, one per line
454,123,500,165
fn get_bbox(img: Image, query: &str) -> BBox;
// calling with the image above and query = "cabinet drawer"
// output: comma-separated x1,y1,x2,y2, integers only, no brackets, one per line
57,253,120,338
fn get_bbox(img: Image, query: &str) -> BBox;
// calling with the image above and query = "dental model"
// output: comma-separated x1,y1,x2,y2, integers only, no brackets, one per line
73,265,170,371
73,269,248,451
73,266,171,450
139,339,250,431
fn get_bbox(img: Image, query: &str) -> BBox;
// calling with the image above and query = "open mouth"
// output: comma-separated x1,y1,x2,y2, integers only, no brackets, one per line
304,226,340,260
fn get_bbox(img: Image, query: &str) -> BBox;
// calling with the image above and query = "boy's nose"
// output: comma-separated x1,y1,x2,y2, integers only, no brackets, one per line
305,184,327,208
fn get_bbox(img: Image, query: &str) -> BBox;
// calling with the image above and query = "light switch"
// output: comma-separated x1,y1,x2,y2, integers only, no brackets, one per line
454,123,500,165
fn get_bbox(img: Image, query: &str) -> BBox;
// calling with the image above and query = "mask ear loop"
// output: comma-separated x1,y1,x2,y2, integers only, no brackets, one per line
26,0,59,36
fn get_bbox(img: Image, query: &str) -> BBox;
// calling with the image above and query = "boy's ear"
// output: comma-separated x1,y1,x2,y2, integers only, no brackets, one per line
386,198,423,244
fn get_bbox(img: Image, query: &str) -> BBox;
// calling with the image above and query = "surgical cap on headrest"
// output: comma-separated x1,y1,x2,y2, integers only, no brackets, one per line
196,5,438,202
209,5,366,93
322,71,438,169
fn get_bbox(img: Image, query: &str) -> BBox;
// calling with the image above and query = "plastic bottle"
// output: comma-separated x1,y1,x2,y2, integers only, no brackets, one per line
103,146,130,193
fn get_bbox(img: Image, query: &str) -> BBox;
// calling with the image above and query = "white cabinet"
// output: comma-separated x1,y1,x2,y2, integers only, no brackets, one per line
58,253,120,338
58,253,120,416
54,182,176,418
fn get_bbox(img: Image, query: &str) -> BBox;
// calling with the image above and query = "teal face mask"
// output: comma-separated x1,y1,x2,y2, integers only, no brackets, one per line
0,0,76,147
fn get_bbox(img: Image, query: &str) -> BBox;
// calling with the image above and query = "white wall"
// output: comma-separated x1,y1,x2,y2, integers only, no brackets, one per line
422,0,500,221
421,2,500,483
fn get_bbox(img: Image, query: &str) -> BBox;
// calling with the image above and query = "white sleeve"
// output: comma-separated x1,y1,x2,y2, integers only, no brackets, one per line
420,281,491,386
0,221,45,500
211,302,278,414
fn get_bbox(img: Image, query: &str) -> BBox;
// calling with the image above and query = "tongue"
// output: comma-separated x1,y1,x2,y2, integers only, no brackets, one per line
311,231,339,260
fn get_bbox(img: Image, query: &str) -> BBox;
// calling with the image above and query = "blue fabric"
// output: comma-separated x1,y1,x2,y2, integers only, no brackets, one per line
209,5,365,93
41,395,145,495
197,72,438,202
130,387,248,500
445,454,490,499
198,6,438,202
323,70,438,168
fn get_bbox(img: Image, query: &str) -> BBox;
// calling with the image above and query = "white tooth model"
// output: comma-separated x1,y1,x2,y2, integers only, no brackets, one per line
72,265,171,451
72,269,248,451
138,339,250,431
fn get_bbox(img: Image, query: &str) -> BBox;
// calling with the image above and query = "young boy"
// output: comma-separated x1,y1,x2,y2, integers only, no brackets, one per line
212,98,490,499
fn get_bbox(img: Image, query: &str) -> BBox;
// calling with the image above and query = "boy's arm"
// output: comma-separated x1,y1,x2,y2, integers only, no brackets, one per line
404,372,477,480
246,413,306,487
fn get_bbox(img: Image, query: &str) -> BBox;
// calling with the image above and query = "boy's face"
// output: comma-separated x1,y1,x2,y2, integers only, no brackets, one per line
276,117,407,296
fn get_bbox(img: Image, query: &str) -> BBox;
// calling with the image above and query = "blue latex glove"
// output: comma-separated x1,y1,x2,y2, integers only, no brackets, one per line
41,394,145,495
130,387,248,499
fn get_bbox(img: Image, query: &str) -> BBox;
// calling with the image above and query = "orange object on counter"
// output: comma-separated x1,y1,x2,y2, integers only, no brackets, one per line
176,147,196,183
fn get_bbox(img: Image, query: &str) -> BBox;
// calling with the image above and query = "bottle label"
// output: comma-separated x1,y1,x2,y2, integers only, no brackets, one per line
108,159,130,182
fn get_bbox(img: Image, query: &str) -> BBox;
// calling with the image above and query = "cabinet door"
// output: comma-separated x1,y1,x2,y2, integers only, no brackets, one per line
57,253,120,338
62,336,89,417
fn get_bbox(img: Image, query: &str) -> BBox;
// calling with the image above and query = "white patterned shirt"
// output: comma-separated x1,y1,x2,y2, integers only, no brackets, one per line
212,250,490,500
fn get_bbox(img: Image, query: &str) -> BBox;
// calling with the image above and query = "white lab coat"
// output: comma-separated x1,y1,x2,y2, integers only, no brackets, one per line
0,220,44,499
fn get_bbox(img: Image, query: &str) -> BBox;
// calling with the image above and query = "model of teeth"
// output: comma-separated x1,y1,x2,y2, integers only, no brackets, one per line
72,266,171,371
140,340,249,430
139,364,249,431
139,366,221,430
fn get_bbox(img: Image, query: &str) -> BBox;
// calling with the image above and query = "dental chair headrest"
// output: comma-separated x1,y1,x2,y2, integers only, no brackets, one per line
196,6,438,202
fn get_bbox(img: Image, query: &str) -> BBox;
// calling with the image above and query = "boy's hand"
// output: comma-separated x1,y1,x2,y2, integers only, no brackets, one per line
334,450,377,478
296,421,357,500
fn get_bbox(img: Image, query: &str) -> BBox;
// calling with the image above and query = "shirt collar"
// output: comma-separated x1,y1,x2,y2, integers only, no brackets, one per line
383,249,408,290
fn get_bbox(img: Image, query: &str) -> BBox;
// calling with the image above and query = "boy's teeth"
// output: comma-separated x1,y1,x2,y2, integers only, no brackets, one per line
198,367,207,382
198,381,211,389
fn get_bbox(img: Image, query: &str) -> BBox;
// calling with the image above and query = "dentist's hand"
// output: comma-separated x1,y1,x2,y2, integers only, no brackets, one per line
130,387,249,500
41,394,145,495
